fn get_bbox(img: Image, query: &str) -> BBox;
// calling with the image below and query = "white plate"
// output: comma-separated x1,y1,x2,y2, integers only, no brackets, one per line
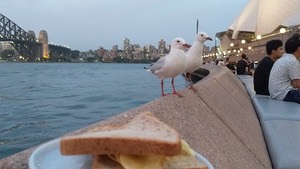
29,139,214,169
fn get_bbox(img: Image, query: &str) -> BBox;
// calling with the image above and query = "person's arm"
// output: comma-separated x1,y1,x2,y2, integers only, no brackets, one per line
292,79,300,88
290,61,300,89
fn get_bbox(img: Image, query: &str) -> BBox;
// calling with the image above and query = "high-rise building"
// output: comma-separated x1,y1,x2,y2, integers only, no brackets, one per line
0,41,13,51
98,46,105,57
123,38,130,51
112,45,118,52
158,39,166,56
158,39,166,49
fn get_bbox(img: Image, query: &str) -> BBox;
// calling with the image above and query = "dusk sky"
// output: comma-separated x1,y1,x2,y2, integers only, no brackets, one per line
1,0,248,51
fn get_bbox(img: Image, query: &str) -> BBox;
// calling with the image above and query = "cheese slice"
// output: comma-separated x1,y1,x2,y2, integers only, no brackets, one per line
111,140,204,169
116,154,164,169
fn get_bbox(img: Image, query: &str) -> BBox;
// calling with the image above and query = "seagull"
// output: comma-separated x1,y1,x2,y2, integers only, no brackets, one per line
150,37,189,97
184,32,212,90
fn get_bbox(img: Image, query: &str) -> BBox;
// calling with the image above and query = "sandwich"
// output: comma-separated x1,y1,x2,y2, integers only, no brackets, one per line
60,111,207,169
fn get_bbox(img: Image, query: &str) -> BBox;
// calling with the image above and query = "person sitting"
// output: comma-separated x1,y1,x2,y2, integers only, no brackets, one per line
236,53,252,75
225,57,236,73
254,39,283,95
269,33,300,104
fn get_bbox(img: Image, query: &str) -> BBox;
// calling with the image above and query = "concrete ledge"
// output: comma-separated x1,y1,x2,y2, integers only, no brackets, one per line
262,120,300,169
252,96,300,121
0,65,272,169
237,75,256,98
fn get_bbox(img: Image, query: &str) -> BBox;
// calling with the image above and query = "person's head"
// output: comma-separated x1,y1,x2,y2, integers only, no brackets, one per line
285,33,300,58
241,53,246,59
266,39,284,60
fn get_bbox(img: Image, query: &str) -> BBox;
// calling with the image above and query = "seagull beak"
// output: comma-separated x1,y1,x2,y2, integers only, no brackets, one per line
206,37,213,41
183,43,191,48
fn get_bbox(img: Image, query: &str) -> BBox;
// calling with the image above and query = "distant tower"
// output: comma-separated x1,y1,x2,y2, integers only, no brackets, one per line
27,30,36,42
123,38,130,51
158,39,166,56
112,45,118,52
38,30,49,59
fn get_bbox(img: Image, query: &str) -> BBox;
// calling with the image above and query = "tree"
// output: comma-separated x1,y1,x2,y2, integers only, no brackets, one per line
70,50,80,59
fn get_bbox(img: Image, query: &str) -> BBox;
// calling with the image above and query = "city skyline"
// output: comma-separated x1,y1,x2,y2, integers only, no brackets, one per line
0,0,248,51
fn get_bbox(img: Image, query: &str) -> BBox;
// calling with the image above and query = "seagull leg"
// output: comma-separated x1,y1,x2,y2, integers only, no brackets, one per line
160,80,169,96
188,73,198,91
171,78,183,97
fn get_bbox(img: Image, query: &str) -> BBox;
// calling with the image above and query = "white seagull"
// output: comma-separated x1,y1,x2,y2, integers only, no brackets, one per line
185,32,212,90
150,37,190,97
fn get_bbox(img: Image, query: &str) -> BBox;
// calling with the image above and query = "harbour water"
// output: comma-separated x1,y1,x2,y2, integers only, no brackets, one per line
0,62,187,159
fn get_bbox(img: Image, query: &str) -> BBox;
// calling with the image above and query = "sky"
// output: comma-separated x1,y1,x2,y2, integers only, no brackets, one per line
0,0,248,51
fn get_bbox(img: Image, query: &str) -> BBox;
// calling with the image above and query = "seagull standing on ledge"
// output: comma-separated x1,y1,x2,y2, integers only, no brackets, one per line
150,37,190,97
185,32,212,90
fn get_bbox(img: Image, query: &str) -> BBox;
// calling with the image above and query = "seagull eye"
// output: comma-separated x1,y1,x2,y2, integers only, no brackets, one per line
201,34,204,36
177,40,180,43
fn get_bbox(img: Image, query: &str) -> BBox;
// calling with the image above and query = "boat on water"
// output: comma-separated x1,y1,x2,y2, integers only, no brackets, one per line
143,63,153,69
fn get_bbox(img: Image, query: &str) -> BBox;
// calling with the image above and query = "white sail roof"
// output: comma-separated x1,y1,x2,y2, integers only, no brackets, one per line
229,0,300,39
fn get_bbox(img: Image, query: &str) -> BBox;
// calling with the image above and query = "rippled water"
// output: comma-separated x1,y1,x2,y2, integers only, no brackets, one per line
0,62,186,159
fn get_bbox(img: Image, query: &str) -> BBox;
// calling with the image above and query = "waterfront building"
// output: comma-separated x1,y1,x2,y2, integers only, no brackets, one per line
0,41,14,51
132,47,144,60
103,50,118,62
144,45,156,60
216,0,300,62
123,38,131,51
122,38,133,59
112,45,118,52
131,44,140,51
158,39,166,57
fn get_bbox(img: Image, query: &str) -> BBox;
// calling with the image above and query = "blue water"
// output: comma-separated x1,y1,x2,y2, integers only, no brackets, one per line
0,62,186,159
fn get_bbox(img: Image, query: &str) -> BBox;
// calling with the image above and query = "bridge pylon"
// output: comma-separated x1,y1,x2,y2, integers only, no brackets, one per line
37,30,49,60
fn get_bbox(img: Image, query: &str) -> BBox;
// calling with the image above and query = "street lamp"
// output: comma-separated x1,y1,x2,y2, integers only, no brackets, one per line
256,35,261,53
280,28,286,41
241,39,246,53
256,35,261,40
229,43,234,56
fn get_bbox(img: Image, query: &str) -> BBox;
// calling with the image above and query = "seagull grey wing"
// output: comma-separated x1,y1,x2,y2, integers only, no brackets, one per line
149,57,165,74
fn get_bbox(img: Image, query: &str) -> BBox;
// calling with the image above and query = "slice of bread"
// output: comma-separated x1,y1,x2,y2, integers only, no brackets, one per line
60,111,181,156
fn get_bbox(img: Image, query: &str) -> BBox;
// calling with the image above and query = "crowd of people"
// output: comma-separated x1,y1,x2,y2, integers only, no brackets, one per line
224,33,300,104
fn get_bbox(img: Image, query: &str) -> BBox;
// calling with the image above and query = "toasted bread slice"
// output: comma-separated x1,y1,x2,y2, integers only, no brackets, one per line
60,111,181,156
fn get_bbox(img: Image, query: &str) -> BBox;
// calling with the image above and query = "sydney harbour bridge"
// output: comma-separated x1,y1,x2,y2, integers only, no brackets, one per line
0,13,71,61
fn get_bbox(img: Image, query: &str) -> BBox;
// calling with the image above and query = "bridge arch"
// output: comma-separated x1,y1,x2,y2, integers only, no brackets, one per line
0,13,70,61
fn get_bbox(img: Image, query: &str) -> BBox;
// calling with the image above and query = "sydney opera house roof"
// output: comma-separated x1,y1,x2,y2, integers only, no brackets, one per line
229,0,300,39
